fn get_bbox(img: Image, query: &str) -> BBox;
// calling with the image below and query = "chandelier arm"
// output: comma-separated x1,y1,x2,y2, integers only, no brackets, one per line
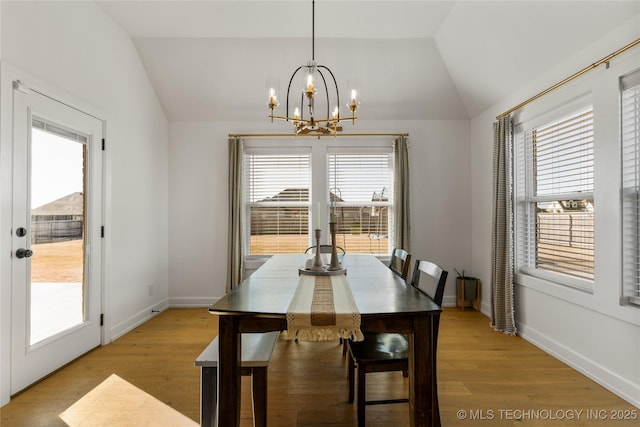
286,66,303,121
318,65,340,120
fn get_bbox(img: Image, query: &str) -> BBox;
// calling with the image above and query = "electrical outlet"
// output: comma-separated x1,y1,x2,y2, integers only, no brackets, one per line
148,283,154,296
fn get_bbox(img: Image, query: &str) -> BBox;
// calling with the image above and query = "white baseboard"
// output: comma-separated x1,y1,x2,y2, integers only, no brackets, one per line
442,295,457,307
108,299,169,342
480,300,492,317
168,296,219,308
517,321,640,409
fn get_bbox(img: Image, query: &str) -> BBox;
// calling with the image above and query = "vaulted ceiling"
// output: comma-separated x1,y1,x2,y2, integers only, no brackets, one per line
96,1,640,121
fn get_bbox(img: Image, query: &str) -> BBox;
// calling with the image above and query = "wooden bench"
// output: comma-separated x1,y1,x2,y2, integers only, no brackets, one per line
195,331,279,427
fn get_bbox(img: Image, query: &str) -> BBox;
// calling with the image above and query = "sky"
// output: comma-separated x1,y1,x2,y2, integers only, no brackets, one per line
30,128,84,209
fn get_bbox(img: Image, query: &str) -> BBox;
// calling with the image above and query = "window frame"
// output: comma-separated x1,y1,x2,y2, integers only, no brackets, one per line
327,146,395,255
243,146,312,257
241,139,395,259
620,68,640,307
514,96,595,292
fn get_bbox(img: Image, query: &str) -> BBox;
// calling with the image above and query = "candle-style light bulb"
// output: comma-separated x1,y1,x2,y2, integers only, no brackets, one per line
268,88,279,109
266,77,280,111
306,74,314,95
348,88,359,114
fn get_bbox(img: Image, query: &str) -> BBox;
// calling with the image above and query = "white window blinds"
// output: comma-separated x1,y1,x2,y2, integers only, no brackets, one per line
621,69,640,305
244,151,311,255
328,150,393,254
516,106,595,286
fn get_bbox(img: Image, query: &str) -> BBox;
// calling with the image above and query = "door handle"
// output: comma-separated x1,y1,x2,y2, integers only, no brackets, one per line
15,248,33,259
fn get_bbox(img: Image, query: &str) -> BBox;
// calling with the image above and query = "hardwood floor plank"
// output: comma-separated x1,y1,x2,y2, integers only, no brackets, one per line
1,308,637,426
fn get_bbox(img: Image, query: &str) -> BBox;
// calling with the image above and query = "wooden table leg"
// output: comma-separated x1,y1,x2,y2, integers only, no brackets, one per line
408,313,441,427
217,315,241,427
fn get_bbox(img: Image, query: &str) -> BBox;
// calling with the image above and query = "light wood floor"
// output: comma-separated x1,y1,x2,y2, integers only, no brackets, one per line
1,308,637,426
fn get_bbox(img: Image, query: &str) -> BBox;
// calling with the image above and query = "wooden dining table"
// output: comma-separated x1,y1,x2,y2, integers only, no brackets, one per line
208,254,442,427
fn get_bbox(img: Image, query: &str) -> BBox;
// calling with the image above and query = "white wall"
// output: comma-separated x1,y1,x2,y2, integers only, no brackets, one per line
168,121,230,306
0,0,4,408
168,119,470,307
0,1,169,406
470,17,640,407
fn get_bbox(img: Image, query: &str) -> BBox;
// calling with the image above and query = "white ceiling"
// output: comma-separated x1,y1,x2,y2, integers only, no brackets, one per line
96,1,640,121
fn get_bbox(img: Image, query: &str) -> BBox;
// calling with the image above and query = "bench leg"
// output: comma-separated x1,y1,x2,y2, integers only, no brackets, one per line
201,367,217,427
251,367,267,427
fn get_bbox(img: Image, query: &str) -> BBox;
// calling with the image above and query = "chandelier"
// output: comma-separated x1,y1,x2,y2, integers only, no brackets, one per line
267,0,359,135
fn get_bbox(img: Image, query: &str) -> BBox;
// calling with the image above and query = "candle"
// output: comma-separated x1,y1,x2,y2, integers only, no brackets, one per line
348,89,358,112
269,98,277,108
268,88,278,107
316,202,320,229
306,74,314,93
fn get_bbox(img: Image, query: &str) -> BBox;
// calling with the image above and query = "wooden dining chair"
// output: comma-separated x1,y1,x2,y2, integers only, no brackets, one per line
346,259,448,427
341,247,411,357
389,248,411,281
305,244,345,254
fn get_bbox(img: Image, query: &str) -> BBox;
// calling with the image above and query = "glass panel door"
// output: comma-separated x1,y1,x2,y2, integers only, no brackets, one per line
29,122,86,345
11,82,103,395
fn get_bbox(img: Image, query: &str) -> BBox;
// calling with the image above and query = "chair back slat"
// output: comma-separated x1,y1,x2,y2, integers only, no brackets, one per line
389,248,411,280
410,259,448,306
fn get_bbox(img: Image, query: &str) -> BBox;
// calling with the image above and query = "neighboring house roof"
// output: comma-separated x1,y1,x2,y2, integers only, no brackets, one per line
32,192,83,216
259,188,349,203
261,188,309,202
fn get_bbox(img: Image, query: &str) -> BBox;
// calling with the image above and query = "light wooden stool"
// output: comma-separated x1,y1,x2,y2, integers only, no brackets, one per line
195,332,279,427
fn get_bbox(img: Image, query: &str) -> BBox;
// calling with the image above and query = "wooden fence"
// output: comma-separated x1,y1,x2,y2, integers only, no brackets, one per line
31,219,83,244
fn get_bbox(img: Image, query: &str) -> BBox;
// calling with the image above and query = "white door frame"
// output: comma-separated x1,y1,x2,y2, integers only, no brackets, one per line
0,63,108,404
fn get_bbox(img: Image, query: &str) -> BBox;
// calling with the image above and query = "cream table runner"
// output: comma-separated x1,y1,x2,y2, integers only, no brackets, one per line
285,274,364,342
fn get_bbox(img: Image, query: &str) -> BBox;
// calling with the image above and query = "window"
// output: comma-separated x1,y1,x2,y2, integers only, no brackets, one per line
242,143,395,256
244,149,311,255
515,103,595,289
328,149,394,254
621,69,640,306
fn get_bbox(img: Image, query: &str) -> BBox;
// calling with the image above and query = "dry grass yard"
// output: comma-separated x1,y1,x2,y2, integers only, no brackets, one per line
30,239,83,283
250,234,389,255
